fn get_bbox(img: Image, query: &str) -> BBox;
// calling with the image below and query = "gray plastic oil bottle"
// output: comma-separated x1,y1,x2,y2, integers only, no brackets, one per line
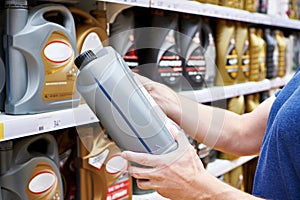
4,2,80,114
0,134,63,200
75,46,178,155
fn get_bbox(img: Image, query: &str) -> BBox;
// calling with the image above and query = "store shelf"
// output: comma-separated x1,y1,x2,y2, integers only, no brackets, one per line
98,0,300,30
0,104,98,142
179,75,291,103
206,155,257,177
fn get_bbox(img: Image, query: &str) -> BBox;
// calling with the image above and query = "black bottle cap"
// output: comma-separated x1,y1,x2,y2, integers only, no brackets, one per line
74,50,97,69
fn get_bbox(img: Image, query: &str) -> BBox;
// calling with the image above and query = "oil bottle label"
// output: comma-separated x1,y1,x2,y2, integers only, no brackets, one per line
186,48,206,84
225,37,238,79
80,32,103,54
158,49,182,85
88,149,109,170
42,31,78,101
106,177,131,200
242,40,250,78
27,163,62,199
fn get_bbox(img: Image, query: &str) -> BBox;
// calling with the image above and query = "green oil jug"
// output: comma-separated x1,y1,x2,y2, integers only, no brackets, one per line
4,2,80,114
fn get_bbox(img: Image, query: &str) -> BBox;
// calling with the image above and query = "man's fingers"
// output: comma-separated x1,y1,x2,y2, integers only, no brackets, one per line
121,151,162,167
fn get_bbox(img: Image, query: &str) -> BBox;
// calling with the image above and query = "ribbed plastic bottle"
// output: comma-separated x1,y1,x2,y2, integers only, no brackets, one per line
4,2,80,114
0,134,63,200
215,20,239,86
256,28,266,81
235,22,250,83
134,8,182,91
244,0,258,12
263,28,278,79
274,30,287,77
77,124,132,200
69,7,106,54
248,27,266,81
109,8,139,73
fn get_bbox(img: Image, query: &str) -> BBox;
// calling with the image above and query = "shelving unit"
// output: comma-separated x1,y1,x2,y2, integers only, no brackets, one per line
180,75,292,103
1,0,298,199
0,104,98,142
99,0,300,29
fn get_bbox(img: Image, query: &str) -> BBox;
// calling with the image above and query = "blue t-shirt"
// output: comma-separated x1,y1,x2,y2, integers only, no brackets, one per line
252,68,300,200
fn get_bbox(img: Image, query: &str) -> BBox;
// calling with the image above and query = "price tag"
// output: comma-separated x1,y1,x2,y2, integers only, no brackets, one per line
37,116,63,132
0,122,4,140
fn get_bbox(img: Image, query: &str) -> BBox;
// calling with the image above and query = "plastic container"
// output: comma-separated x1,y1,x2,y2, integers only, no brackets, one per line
109,8,139,72
75,46,179,155
77,124,132,200
0,134,63,200
274,30,287,77
263,28,278,79
69,7,106,54
235,22,250,83
134,8,182,91
4,3,80,114
215,20,239,85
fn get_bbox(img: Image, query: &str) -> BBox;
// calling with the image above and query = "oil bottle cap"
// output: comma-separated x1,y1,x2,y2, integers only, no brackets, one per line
74,50,97,69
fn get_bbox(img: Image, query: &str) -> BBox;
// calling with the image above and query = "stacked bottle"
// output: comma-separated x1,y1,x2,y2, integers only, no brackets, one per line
215,19,238,86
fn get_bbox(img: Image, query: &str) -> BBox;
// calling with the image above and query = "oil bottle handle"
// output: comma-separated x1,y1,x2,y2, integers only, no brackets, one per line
29,4,76,37
13,134,59,164
69,7,101,27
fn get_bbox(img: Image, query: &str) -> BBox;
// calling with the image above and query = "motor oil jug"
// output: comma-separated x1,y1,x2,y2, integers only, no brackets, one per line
215,19,239,86
285,35,294,76
244,0,258,12
134,8,182,92
4,2,80,114
257,0,268,13
75,47,179,155
76,123,132,200
178,14,206,90
248,27,266,81
69,7,106,55
235,22,250,83
274,30,287,77
0,134,63,200
219,0,237,8
263,28,278,79
109,8,139,73
245,93,260,112
203,18,216,88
